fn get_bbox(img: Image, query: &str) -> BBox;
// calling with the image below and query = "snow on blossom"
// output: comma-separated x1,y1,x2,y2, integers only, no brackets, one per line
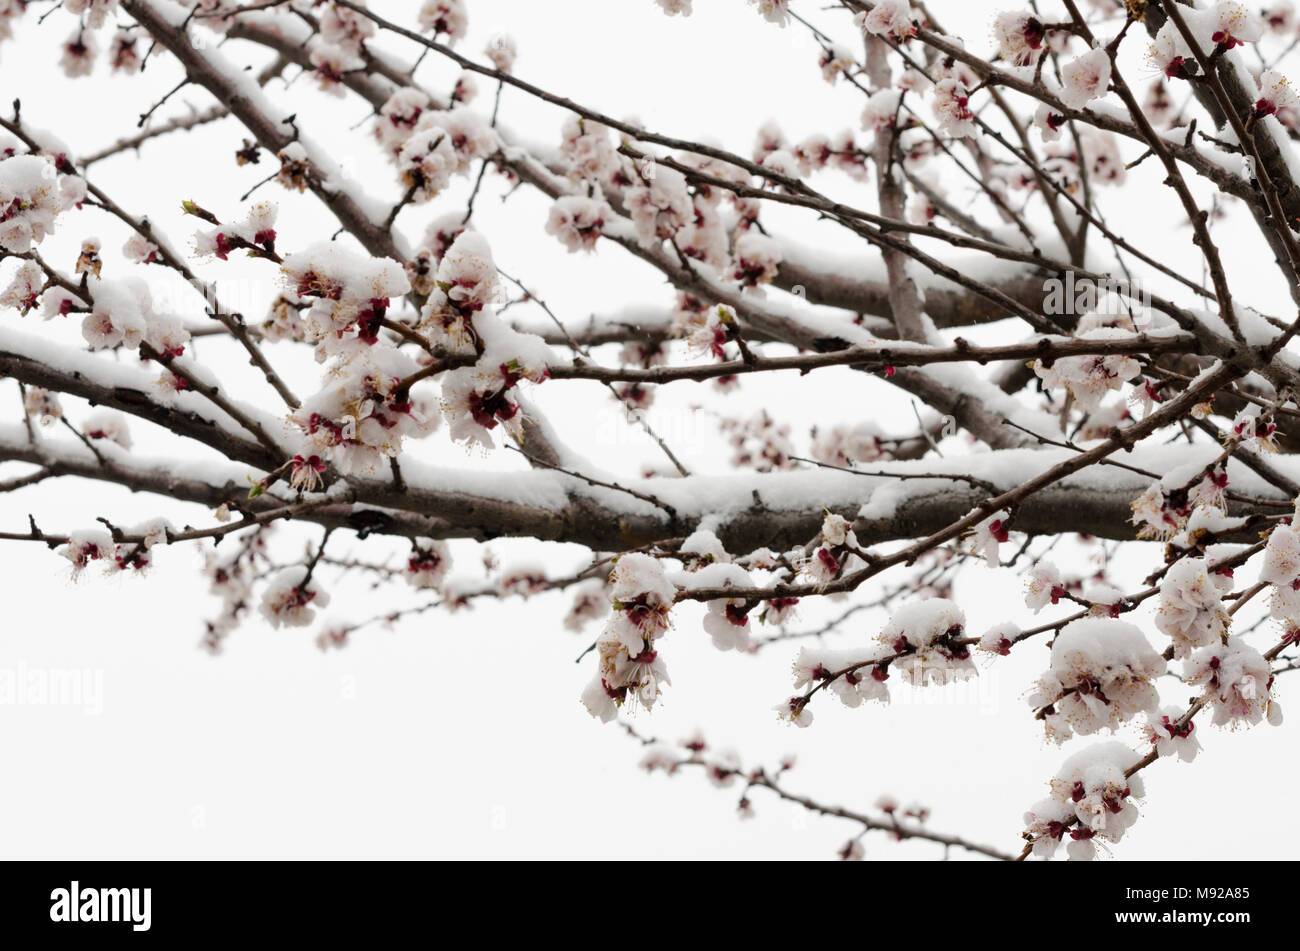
932,78,978,138
397,126,459,203
1025,560,1066,613
639,744,682,773
308,39,363,96
752,120,785,165
485,34,517,73
122,232,159,265
80,277,151,351
1026,741,1144,860
1231,407,1278,451
263,130,313,180
406,539,451,590
418,0,467,43
607,553,676,647
821,512,854,548
559,117,621,185
861,88,902,134
1033,328,1141,413
760,147,802,180
819,45,855,84
1028,618,1165,741
1083,582,1124,617
804,543,844,586
439,361,530,451
977,621,1021,656
82,409,132,449
1022,798,1075,859
58,529,114,578
582,553,675,722
675,202,728,268
626,163,693,244
730,230,782,287
1,259,43,314
41,285,85,321
0,154,65,253
292,344,434,474
259,566,330,629
792,645,890,707
682,303,732,359
374,88,431,161
858,0,915,41
679,529,730,567
23,387,61,425
880,598,974,685
280,241,410,344
1033,103,1067,142
408,211,467,285
966,508,1010,568
318,1,375,52
693,563,755,651
545,194,609,253
1129,481,1183,540
193,200,279,263
1184,637,1282,729
418,230,499,349
424,108,497,172
1153,557,1232,658
497,561,550,598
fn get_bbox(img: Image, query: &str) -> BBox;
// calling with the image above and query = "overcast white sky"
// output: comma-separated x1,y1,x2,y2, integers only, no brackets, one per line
0,0,1295,860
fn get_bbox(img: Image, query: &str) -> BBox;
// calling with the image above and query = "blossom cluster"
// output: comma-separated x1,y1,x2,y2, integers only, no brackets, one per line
0,149,82,253
1024,742,1145,861
581,553,676,722
1027,618,1165,742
